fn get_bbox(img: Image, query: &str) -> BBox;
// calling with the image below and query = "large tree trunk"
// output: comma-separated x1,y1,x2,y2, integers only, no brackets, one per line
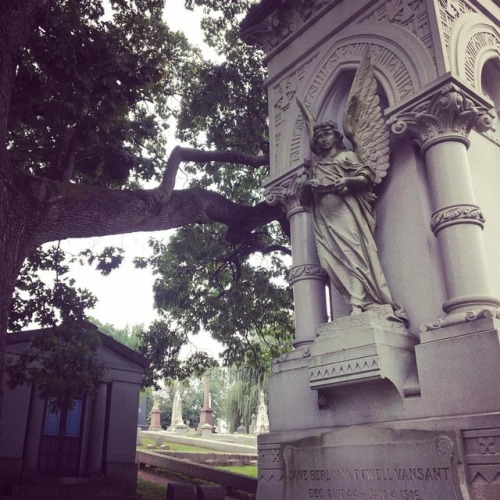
0,178,42,425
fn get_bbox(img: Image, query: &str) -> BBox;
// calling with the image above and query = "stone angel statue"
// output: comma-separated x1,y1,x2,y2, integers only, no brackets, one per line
297,49,407,325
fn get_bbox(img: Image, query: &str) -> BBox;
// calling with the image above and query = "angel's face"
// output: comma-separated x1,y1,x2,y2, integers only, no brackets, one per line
313,128,336,153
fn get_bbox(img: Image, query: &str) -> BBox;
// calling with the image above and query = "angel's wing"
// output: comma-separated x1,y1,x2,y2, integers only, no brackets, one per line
343,47,390,184
296,96,317,147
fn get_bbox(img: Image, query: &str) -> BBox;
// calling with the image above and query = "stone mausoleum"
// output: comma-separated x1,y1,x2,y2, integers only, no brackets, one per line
241,0,499,499
0,327,146,498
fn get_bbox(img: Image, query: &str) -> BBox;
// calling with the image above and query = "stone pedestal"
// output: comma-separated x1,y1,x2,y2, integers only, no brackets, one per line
309,306,419,399
198,372,214,431
148,405,162,431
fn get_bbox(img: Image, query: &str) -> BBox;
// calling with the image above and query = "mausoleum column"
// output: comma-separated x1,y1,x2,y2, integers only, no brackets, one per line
265,170,328,350
389,81,499,327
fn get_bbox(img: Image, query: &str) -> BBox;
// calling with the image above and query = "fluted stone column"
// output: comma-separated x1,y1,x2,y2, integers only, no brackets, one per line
389,81,499,329
265,169,328,350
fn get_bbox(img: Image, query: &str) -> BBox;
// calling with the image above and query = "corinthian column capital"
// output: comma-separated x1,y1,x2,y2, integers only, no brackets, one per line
264,165,307,217
388,81,496,153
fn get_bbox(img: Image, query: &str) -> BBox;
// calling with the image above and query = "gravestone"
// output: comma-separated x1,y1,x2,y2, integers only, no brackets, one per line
198,372,214,431
148,394,162,431
241,1,500,499
168,388,183,432
255,390,269,434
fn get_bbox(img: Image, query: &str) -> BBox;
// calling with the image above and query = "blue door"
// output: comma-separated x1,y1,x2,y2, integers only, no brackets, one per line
37,398,85,476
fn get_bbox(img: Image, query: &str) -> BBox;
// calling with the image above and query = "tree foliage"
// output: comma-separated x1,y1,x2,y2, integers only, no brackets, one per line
6,321,106,411
223,364,267,433
0,0,292,415
143,225,293,372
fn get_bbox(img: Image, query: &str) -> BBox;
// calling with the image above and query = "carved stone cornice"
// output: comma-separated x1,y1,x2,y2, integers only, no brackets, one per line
388,81,496,152
430,203,485,235
288,264,328,285
241,0,330,53
264,165,307,215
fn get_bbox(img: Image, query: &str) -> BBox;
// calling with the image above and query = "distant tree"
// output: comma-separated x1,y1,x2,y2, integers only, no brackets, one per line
223,363,268,433
91,318,143,350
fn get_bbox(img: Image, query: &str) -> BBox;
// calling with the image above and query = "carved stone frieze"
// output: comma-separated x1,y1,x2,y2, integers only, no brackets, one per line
259,446,282,468
360,0,436,70
241,0,330,53
290,41,415,165
463,30,499,87
463,428,500,485
388,82,496,151
430,203,485,235
287,264,328,285
438,0,475,54
309,307,420,398
258,445,284,486
271,54,319,167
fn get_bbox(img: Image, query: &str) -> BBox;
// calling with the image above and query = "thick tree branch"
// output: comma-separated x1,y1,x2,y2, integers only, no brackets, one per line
27,174,284,249
159,145,269,195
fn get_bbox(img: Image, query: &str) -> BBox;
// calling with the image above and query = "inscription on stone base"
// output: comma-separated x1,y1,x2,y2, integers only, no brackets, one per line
282,428,465,500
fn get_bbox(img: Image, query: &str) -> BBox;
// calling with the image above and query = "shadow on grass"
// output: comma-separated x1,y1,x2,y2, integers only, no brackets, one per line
137,465,256,500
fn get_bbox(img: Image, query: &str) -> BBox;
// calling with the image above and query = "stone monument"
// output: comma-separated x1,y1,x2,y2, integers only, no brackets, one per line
148,393,162,431
168,387,183,432
241,1,500,499
255,390,270,434
198,372,214,431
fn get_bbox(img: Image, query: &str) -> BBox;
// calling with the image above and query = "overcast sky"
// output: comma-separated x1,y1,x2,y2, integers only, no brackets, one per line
55,1,224,358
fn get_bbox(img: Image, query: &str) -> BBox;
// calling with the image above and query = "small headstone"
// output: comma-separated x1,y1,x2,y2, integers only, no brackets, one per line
146,444,157,450
166,482,196,500
196,484,225,500
249,414,257,434
236,421,247,434
228,459,243,467
160,444,170,449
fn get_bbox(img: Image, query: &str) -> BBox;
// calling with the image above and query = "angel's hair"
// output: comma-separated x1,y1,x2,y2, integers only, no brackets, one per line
312,121,346,151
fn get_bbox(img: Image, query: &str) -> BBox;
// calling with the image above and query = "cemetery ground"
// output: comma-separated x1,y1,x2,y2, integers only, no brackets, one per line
136,434,257,499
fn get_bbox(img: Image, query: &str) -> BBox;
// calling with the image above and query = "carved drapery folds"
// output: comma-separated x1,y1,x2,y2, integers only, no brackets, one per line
389,82,496,151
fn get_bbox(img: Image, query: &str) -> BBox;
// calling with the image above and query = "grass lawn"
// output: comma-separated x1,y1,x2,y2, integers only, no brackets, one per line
138,437,218,453
137,466,256,500
215,465,258,478
136,478,165,499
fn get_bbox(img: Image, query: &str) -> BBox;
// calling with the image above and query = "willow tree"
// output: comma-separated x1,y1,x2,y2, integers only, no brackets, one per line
0,0,289,414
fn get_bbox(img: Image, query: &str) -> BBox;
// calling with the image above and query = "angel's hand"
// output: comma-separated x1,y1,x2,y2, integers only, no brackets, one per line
329,178,348,193
306,179,321,188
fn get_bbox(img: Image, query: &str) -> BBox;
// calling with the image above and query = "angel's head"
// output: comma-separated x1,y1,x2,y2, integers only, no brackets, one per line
312,121,346,156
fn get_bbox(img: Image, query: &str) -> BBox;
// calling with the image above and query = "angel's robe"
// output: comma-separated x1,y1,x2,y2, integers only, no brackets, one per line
301,148,407,324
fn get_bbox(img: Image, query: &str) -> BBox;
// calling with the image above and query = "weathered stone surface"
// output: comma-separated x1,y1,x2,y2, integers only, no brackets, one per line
282,427,465,500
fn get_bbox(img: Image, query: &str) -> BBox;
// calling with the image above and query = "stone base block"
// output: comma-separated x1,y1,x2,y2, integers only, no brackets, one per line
308,306,420,398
